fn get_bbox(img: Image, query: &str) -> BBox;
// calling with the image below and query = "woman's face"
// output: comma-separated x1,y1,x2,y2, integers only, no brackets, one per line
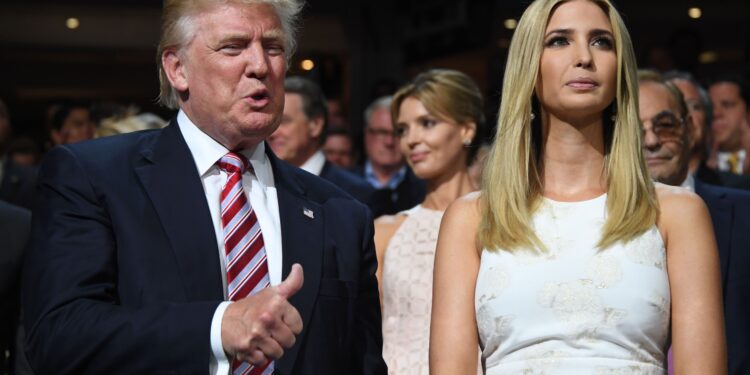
394,97,475,181
536,0,617,122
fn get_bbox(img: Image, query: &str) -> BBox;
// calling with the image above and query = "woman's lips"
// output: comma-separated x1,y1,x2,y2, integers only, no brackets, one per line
566,79,598,90
409,151,428,163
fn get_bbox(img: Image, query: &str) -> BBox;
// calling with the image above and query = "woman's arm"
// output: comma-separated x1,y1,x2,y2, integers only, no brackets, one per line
430,195,482,374
659,187,727,374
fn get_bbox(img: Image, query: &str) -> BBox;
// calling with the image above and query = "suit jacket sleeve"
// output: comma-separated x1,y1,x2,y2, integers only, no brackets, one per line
355,203,388,374
23,146,220,374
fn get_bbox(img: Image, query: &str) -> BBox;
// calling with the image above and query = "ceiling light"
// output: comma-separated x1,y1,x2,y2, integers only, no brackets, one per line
300,59,314,71
66,17,80,30
699,51,718,64
688,7,702,19
504,19,517,30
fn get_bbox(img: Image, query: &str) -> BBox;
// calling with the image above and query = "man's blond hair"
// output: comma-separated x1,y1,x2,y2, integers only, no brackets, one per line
157,0,303,109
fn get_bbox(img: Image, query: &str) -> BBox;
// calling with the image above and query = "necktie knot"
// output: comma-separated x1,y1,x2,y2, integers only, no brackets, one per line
218,152,251,175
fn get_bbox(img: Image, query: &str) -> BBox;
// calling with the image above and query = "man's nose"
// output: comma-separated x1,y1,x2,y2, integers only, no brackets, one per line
712,105,722,120
381,131,397,146
244,43,269,78
642,126,660,150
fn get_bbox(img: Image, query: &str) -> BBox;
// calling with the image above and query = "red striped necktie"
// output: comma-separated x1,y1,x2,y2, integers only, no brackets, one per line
218,152,273,375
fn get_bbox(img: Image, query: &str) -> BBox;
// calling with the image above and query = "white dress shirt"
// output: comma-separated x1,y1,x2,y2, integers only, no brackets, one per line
680,173,696,192
299,149,326,176
177,111,283,374
717,149,746,174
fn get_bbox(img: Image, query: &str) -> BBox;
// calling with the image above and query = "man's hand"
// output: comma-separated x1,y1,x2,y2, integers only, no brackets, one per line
221,263,304,366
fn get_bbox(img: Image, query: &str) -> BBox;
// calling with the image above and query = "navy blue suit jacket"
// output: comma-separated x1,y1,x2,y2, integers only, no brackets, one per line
695,179,750,375
23,121,386,374
351,164,425,217
0,201,30,374
0,158,36,210
319,161,375,211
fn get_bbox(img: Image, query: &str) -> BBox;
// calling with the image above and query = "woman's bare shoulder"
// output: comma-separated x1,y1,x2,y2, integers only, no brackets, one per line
654,183,711,241
654,182,706,215
374,213,409,252
442,192,482,231
375,213,408,227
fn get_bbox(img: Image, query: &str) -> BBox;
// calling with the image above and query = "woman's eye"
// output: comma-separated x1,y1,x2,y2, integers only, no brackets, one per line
546,37,568,47
592,37,613,49
394,126,407,137
421,118,438,128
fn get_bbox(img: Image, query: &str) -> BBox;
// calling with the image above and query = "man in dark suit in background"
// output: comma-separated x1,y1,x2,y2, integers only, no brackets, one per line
0,99,35,210
664,71,750,191
352,96,425,217
268,76,375,210
23,0,386,374
0,202,30,375
639,70,750,375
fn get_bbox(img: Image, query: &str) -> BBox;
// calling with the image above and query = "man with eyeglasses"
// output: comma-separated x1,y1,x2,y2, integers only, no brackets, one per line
638,70,750,375
352,96,425,217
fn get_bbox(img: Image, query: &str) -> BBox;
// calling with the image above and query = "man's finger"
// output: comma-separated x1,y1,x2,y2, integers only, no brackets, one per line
256,336,285,360
282,304,303,334
269,322,296,348
277,263,304,299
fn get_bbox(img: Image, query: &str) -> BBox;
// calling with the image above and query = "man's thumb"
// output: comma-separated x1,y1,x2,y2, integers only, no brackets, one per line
277,263,304,298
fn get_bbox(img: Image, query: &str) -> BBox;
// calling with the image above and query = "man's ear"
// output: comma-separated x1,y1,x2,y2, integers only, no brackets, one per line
51,129,63,145
309,116,325,139
162,50,189,92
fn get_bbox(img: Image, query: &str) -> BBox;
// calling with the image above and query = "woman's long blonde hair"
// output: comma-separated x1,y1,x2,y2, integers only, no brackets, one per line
479,0,657,252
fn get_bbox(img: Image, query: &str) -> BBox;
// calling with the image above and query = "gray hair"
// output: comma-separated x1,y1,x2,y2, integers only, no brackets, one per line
363,95,393,128
662,70,713,128
157,0,304,109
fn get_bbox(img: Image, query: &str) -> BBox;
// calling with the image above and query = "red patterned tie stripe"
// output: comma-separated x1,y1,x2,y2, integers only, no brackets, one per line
217,152,273,375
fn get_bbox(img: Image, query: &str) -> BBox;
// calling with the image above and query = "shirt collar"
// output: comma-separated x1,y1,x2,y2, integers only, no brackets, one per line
177,110,273,186
364,160,407,189
300,149,326,176
679,173,695,192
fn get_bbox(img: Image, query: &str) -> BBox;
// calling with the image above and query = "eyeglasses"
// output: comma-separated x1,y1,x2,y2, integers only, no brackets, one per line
366,127,397,140
642,112,686,141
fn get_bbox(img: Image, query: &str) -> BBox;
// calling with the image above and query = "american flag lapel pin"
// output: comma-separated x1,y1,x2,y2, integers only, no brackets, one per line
303,207,314,219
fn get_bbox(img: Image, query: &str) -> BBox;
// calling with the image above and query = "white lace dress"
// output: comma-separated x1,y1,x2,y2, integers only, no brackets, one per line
475,194,670,374
381,205,443,375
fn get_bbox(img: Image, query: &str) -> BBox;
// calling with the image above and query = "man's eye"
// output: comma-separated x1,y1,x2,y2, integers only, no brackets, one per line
266,45,285,56
656,121,678,129
221,45,242,54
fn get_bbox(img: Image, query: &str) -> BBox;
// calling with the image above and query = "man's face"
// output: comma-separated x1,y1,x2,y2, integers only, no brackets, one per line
268,93,323,167
671,79,707,155
639,81,690,186
710,82,748,152
323,134,354,169
168,3,287,150
51,108,96,145
364,107,403,170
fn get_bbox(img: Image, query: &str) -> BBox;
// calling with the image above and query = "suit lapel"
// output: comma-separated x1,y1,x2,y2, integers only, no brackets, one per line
134,121,224,300
268,148,323,374
695,180,732,290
